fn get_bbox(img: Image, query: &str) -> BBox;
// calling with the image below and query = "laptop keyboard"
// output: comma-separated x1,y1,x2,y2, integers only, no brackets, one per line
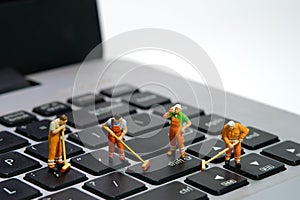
0,84,299,199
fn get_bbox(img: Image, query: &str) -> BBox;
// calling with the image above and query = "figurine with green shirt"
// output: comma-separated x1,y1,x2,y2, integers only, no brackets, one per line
163,104,192,159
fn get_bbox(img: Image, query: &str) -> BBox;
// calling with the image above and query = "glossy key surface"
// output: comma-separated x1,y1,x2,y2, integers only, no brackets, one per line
185,167,249,195
83,172,146,199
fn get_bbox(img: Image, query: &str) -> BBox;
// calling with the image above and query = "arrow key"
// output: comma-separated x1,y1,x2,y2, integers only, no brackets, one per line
224,153,286,180
185,167,248,195
187,139,245,163
261,140,300,166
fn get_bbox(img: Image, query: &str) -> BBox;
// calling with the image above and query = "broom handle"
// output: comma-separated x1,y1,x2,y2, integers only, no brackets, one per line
205,141,239,165
109,131,146,163
61,129,67,165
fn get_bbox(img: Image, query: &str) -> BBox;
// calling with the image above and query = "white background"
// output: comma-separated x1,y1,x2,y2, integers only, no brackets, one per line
99,0,300,115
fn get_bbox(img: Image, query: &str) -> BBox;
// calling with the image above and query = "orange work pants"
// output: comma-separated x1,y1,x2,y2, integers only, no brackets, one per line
225,140,242,163
169,117,185,153
48,132,63,168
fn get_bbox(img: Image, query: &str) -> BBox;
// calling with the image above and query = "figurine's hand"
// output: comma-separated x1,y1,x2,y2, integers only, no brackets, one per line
181,127,185,133
228,143,234,149
61,124,66,130
118,136,123,141
239,138,243,143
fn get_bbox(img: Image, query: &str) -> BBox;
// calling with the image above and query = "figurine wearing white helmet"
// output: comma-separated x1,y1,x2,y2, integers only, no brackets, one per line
222,120,249,168
163,103,192,159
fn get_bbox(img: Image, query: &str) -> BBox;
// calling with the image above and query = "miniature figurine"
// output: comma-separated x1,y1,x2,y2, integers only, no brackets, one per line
222,120,249,168
102,114,128,161
48,114,68,173
163,104,192,159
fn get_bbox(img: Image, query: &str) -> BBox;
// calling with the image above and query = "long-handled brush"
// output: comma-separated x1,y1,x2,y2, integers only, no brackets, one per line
61,129,71,173
110,132,150,171
200,141,239,171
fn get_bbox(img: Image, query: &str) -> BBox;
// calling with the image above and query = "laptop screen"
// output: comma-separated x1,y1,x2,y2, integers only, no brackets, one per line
0,0,102,74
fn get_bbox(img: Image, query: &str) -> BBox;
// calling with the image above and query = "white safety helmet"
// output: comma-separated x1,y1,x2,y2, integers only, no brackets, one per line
173,104,182,110
227,121,235,127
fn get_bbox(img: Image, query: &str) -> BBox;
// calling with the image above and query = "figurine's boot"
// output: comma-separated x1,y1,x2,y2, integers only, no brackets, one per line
119,153,125,161
167,146,176,156
109,152,114,163
235,162,241,168
48,167,60,177
56,157,64,170
225,159,230,166
235,157,241,168
180,147,186,159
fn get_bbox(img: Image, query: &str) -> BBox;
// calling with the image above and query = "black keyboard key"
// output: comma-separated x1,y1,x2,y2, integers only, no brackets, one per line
242,126,279,150
125,113,167,137
101,84,138,97
0,178,41,200
0,110,37,127
83,172,146,199
124,127,205,161
66,101,136,129
33,101,71,117
224,153,286,180
128,181,208,200
71,150,130,176
185,167,249,195
65,109,98,129
190,114,236,135
261,140,300,165
153,103,205,118
40,188,97,200
0,152,41,178
124,91,170,109
24,167,87,191
0,131,29,154
39,188,98,200
15,120,71,141
67,93,105,107
187,139,232,163
126,152,200,185
68,126,108,149
25,141,84,162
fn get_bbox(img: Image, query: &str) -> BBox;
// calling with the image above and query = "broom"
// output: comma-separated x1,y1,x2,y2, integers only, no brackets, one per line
108,130,150,171
200,140,239,171
61,129,71,173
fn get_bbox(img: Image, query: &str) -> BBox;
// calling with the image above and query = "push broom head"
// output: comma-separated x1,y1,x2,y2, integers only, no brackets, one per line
61,163,71,173
142,160,150,171
200,160,206,171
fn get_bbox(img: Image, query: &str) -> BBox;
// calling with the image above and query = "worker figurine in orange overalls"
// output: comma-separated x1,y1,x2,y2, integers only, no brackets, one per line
48,114,68,173
102,114,128,162
163,104,192,159
222,120,249,168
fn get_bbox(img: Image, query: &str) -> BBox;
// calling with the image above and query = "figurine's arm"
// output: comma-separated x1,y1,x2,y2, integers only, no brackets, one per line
181,120,191,132
163,107,173,119
222,126,232,148
121,126,128,139
102,123,116,137
50,122,65,134
238,124,250,142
